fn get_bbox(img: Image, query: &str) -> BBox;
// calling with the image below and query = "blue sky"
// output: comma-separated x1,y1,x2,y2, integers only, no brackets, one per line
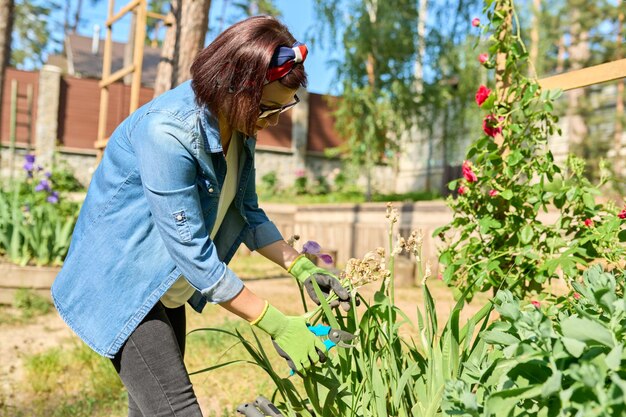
64,0,338,94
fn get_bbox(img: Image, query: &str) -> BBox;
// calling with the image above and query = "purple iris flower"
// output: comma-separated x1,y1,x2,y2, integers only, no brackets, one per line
23,154,35,172
35,179,51,192
301,240,334,265
47,191,59,204
44,171,52,178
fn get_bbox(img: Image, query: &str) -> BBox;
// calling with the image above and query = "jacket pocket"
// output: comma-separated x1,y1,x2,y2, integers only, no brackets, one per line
197,176,220,216
172,210,192,242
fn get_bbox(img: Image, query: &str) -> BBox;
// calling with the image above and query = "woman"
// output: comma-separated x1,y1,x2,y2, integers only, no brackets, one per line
51,16,352,416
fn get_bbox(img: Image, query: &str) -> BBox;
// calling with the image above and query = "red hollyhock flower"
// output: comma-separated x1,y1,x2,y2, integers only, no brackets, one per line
531,300,540,308
483,115,503,137
489,189,498,197
475,85,491,107
479,53,489,64
584,218,594,227
458,185,466,195
462,161,478,183
472,17,480,27
573,292,581,300
619,209,626,219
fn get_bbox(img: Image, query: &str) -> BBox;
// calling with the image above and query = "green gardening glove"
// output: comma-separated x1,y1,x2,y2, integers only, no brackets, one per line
288,255,352,311
253,303,327,374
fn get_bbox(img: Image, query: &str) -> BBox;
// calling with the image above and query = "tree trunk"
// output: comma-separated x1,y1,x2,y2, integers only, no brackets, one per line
416,0,429,190
176,0,211,85
0,0,13,110
566,7,590,152
154,0,180,97
613,7,624,177
71,0,83,33
154,0,211,96
529,0,540,77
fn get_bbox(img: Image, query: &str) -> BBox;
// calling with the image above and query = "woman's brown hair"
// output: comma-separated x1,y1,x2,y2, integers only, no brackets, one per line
191,16,307,136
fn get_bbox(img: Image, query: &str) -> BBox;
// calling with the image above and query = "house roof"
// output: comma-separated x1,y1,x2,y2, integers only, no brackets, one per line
50,34,162,87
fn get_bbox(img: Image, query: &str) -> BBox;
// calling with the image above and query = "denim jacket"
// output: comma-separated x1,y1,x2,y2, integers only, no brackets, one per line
51,81,283,358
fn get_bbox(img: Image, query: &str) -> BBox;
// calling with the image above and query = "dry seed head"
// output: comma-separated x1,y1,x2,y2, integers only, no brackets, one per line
406,229,424,256
286,234,300,247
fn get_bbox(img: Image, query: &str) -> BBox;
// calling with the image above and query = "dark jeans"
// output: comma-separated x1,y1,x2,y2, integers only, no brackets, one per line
111,301,203,417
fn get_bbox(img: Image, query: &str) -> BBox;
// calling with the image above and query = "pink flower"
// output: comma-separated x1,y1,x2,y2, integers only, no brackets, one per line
573,292,581,300
479,53,489,64
475,85,491,107
619,209,626,219
462,161,478,183
531,300,540,308
489,189,498,197
437,273,443,280
472,17,480,27
295,168,306,178
458,185,466,195
584,218,594,227
483,115,503,137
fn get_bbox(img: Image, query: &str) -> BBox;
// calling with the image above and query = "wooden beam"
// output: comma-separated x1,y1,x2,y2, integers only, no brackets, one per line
130,0,147,113
146,11,168,21
99,64,135,88
94,138,109,149
539,58,626,91
105,0,141,26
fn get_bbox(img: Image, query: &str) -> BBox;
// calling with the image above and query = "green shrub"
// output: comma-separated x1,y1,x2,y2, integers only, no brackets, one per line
261,171,279,195
436,1,626,300
0,154,81,266
443,265,626,417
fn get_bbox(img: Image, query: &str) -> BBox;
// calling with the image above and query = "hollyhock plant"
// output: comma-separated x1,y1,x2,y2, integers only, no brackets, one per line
475,85,491,107
482,114,503,137
301,240,333,265
472,17,480,27
458,185,466,195
478,53,489,64
462,161,478,183
584,218,594,227
530,300,540,308
619,209,626,220
489,189,498,197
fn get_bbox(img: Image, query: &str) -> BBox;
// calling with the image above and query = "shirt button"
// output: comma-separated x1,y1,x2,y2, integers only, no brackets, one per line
208,187,214,193
176,214,184,221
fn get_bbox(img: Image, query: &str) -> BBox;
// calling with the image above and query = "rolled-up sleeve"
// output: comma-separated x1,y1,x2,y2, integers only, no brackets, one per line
132,112,244,303
241,167,283,251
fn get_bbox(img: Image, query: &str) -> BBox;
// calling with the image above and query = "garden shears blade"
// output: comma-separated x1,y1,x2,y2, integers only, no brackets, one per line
307,324,358,350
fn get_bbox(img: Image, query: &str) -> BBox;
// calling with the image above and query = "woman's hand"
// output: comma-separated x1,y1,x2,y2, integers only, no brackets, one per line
288,255,352,311
252,303,326,373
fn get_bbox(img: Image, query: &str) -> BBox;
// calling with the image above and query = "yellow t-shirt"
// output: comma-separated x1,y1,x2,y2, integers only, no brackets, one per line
160,132,241,308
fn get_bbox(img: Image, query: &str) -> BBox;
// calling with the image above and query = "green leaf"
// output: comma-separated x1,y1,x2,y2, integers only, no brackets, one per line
541,370,561,398
501,189,513,200
480,330,520,346
520,225,534,244
485,385,542,416
561,317,614,348
606,343,622,371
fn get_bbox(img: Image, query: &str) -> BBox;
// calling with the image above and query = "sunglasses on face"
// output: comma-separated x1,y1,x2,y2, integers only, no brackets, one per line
258,95,300,120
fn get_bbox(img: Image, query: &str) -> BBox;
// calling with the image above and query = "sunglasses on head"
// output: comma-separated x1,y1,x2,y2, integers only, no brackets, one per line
258,95,300,119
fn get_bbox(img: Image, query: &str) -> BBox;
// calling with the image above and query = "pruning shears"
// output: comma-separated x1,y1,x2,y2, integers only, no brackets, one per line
284,324,357,377
237,395,284,417
307,324,357,350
